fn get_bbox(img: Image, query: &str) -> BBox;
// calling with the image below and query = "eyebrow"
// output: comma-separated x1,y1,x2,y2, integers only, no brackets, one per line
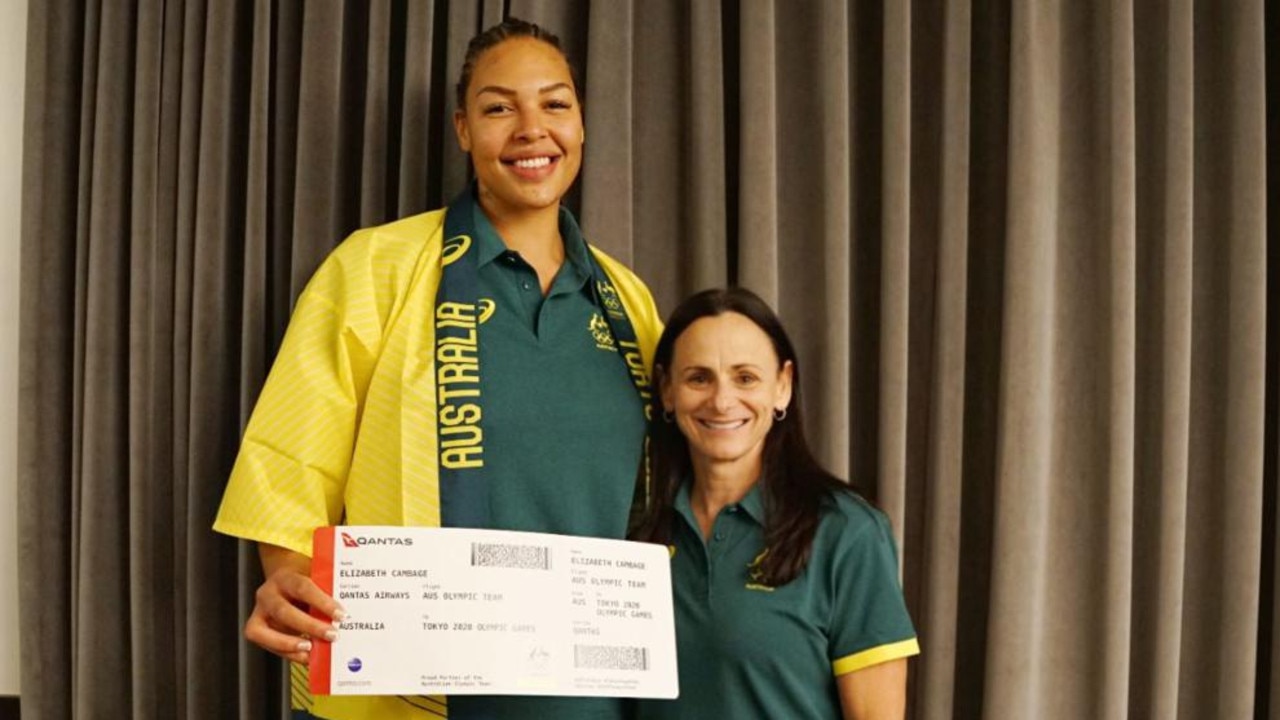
680,363,765,373
473,82,575,98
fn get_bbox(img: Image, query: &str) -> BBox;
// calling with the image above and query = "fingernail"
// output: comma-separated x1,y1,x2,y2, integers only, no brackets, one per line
332,607,347,623
323,629,338,642
296,639,312,653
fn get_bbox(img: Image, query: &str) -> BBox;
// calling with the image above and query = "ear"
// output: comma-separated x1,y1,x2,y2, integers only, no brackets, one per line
453,109,471,152
775,360,794,414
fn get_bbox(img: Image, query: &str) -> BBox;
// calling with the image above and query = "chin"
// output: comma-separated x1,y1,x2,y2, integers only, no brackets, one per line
503,185,566,212
522,190,564,208
693,445,754,465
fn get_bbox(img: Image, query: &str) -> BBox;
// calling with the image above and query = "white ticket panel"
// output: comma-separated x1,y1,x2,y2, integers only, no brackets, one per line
309,526,678,698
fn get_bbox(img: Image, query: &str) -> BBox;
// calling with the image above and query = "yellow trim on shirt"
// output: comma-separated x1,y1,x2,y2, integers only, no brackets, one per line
831,638,921,676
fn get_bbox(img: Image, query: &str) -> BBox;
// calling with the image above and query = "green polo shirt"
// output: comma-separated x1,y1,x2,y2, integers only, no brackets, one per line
447,204,646,720
636,483,919,720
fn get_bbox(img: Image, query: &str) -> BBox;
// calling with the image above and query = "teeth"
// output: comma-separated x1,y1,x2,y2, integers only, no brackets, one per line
513,157,551,169
702,420,746,430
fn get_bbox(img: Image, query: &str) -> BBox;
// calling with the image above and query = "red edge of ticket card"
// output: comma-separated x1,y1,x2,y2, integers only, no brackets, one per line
309,526,336,695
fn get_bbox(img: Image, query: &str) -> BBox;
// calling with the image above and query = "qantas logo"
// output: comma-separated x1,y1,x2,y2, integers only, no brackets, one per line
339,532,415,548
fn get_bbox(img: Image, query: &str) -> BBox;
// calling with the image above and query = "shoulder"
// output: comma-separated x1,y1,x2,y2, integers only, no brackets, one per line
301,210,447,305
327,209,447,268
818,487,895,550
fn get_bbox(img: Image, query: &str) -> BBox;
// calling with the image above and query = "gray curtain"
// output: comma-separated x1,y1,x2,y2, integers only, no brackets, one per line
17,1,1276,718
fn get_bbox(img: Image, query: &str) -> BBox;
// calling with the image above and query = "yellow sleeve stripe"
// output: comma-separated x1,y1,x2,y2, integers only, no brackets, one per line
831,638,921,676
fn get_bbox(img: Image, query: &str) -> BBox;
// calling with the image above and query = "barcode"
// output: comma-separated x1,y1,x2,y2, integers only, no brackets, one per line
573,645,650,671
470,542,552,570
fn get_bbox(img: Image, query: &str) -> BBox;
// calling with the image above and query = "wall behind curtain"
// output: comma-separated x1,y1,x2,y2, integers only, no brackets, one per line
0,0,28,699
17,1,1278,719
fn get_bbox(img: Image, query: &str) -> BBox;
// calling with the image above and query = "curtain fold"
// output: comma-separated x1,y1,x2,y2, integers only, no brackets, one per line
1131,0,1194,716
130,1,179,717
17,1,1276,718
1180,2,1268,717
76,0,136,712
627,0,729,300
910,2,970,718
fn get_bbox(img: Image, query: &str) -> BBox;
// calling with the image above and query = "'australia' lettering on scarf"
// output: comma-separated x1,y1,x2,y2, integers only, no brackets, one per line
436,300,483,469
618,339,653,420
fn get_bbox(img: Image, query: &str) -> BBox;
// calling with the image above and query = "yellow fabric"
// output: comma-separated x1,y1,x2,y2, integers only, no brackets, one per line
214,208,662,720
289,664,450,719
830,638,921,677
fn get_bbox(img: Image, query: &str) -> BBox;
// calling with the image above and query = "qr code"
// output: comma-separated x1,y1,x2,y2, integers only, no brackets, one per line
470,542,552,570
573,645,650,671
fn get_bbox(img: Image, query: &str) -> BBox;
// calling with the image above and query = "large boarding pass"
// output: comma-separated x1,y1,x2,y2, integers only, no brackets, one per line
309,526,678,698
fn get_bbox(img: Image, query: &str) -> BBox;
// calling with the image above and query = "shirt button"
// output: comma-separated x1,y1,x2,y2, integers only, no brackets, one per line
727,506,738,514
713,533,723,542
521,280,532,291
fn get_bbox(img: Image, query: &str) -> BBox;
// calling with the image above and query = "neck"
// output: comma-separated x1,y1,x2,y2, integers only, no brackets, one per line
478,197,565,293
689,456,761,539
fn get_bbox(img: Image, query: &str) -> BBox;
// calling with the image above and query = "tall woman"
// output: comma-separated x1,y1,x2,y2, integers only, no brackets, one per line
215,18,662,720
632,288,918,720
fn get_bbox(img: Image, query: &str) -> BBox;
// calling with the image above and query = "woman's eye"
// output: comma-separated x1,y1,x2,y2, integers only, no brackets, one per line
546,98,573,111
482,103,511,115
736,374,759,385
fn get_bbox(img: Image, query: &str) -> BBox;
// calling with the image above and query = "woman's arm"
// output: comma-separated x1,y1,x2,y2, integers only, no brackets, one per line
243,543,346,664
837,658,908,720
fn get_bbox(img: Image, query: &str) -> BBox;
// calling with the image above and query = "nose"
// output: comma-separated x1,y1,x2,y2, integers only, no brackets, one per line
711,382,736,413
514,108,548,141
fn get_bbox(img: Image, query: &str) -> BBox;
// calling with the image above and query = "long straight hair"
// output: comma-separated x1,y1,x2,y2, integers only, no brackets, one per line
630,288,852,587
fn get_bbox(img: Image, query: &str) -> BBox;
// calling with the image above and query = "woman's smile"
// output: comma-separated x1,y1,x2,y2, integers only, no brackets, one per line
695,417,750,431
504,153,561,179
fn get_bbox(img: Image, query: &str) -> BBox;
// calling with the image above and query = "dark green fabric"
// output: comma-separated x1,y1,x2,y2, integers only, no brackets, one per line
441,206,644,720
471,196,596,329
636,484,916,720
469,202,646,539
436,187,649,532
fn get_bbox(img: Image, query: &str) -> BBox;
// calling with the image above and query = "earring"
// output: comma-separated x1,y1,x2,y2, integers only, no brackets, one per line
662,410,674,423
773,408,787,421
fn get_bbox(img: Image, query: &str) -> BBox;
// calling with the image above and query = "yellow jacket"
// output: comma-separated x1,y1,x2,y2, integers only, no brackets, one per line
214,208,662,719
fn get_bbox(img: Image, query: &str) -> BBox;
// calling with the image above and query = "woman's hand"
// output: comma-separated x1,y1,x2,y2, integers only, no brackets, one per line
244,543,347,664
837,657,908,720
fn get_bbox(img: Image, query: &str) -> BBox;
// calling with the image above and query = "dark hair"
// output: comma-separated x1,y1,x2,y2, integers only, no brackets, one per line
455,17,581,110
630,287,852,587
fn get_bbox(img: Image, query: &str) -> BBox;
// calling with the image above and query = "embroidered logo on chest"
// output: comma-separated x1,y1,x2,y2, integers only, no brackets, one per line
745,549,775,592
589,312,617,351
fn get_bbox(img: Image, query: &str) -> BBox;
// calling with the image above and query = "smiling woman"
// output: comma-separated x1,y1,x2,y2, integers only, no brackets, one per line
453,36,584,236
633,288,919,720
660,311,793,521
212,17,663,720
